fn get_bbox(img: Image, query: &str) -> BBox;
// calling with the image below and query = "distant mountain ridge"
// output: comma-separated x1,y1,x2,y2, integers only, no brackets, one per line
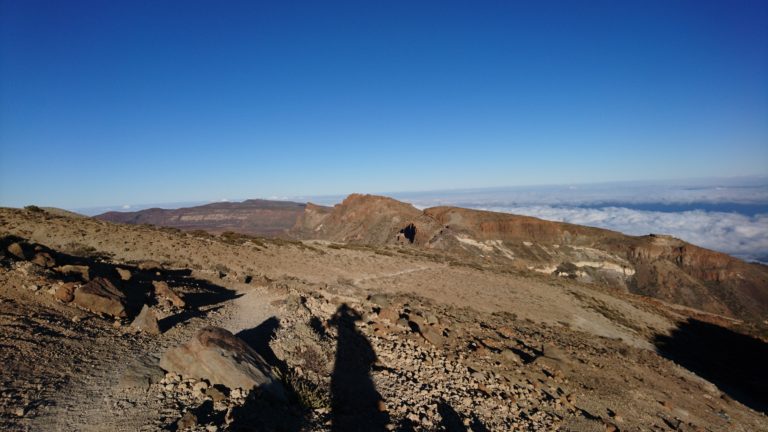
291,194,768,324
94,193,768,324
96,199,314,236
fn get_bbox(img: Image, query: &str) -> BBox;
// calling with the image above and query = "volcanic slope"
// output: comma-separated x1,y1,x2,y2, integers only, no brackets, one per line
1,206,767,431
96,199,314,237
291,194,768,326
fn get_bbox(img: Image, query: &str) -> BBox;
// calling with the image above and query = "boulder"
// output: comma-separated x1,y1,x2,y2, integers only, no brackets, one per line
131,304,161,335
31,252,56,268
419,325,445,347
54,282,77,303
72,277,127,317
7,242,27,260
159,326,285,400
152,281,185,308
56,264,91,281
115,267,132,281
377,306,400,324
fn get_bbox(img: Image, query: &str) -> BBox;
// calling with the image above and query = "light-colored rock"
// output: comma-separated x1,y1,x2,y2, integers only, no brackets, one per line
138,260,162,271
56,264,91,281
131,304,161,335
73,277,127,317
159,326,285,400
54,282,77,303
31,252,55,267
419,325,445,347
177,410,197,430
115,267,132,281
152,281,185,308
501,349,522,364
7,242,27,260
378,305,400,323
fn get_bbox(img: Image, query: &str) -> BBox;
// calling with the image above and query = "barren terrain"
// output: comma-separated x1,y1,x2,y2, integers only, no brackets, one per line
1,206,766,431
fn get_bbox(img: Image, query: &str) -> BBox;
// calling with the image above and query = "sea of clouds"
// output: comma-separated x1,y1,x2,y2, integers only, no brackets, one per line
392,177,768,263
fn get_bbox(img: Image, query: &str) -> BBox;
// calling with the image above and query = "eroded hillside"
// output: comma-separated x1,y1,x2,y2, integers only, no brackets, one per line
1,207,766,431
291,194,768,326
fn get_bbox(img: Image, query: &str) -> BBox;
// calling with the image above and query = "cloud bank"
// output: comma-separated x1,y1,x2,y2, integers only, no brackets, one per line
475,205,768,263
397,178,768,263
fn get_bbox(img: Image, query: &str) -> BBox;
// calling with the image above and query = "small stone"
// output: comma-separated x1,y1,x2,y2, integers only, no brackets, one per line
205,387,227,403
55,283,77,303
14,406,25,417
192,381,209,396
176,410,197,430
138,260,162,271
130,304,161,335
7,243,27,260
378,306,400,323
152,281,185,308
55,264,91,281
31,252,55,267
115,267,132,281
501,349,522,364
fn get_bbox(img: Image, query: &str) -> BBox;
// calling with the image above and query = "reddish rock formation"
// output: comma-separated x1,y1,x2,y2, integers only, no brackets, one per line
291,194,768,324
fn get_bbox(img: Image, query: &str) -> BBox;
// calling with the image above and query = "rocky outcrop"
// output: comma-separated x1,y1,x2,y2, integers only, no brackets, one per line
72,277,128,318
159,327,285,400
292,194,440,245
291,194,768,324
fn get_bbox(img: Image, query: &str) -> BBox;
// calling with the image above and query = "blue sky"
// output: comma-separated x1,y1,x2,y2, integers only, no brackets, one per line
1,0,767,208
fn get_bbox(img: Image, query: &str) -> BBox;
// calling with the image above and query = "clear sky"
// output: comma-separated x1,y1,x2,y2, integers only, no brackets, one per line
1,0,767,208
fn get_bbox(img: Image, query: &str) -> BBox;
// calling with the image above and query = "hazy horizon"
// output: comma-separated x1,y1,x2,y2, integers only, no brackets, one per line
58,176,768,264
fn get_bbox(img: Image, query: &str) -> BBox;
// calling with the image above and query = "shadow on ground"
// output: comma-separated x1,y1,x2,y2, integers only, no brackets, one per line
0,234,240,319
229,306,490,431
653,318,768,414
329,304,390,431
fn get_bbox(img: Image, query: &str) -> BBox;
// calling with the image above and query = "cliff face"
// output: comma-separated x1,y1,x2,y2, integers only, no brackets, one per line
96,199,311,236
291,194,440,245
291,194,768,324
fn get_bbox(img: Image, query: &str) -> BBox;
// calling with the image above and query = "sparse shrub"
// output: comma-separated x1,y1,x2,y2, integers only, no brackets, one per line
275,366,330,410
24,205,44,213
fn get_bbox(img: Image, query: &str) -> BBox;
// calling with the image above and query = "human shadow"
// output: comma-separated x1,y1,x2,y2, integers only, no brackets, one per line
653,319,768,414
329,304,389,431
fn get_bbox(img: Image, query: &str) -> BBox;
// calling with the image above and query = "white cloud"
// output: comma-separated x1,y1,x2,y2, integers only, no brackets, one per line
478,205,768,263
